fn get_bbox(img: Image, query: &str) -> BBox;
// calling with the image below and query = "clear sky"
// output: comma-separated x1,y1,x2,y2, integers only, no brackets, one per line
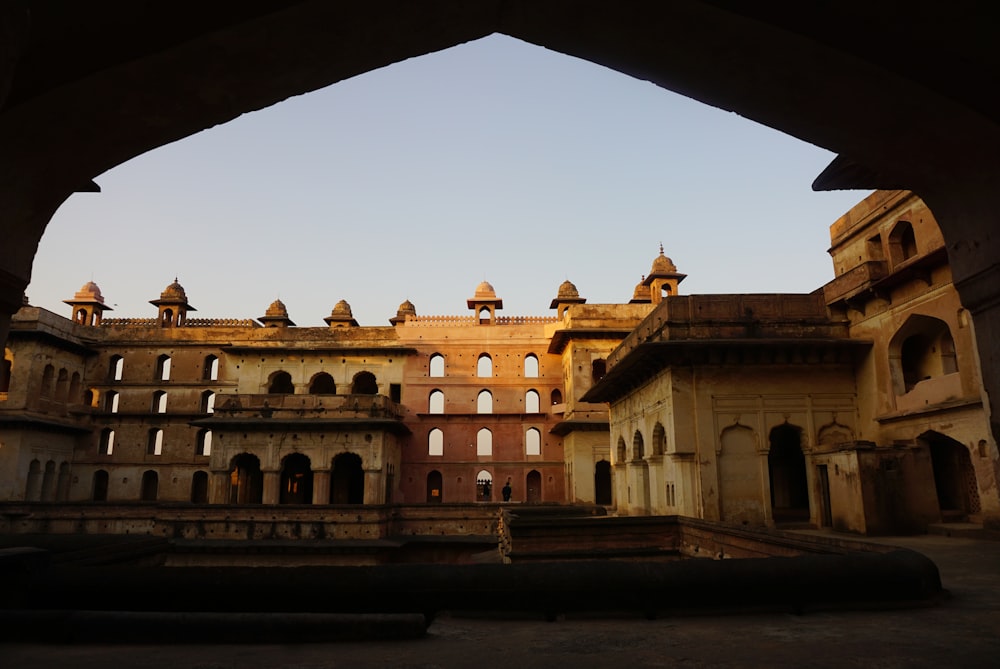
28,34,869,327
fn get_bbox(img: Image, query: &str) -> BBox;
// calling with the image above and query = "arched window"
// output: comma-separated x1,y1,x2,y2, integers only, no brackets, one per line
140,470,158,501
525,389,540,413
889,315,960,395
477,390,493,414
524,354,539,378
268,370,294,394
652,423,666,456
229,453,263,504
632,430,645,461
309,372,337,394
100,428,115,455
477,428,493,456
477,354,492,378
68,372,81,404
196,429,212,456
330,453,364,504
280,453,313,504
40,364,54,397
203,354,219,381
477,470,493,501
155,354,171,381
526,470,542,503
429,390,445,414
429,354,445,377
105,390,119,413
201,390,215,413
592,359,607,383
40,460,57,501
191,471,209,504
526,427,541,455
428,428,444,456
147,428,163,455
25,459,41,500
109,355,124,382
550,389,563,405
351,371,378,395
616,437,627,465
92,470,109,501
152,390,168,413
888,220,918,266
55,368,69,401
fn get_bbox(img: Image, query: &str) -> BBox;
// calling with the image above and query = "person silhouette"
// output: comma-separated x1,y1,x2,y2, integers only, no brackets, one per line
502,477,512,502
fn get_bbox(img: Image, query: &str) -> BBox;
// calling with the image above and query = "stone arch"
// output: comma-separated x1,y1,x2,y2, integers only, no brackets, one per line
203,354,219,381
308,371,337,394
476,470,493,501
651,422,667,456
526,469,542,503
768,423,810,523
350,371,378,395
140,470,159,501
550,388,562,405
267,370,295,394
280,452,313,504
718,424,764,525
330,452,364,504
428,389,445,414
40,364,54,397
524,354,539,377
817,420,854,448
632,430,645,461
477,354,492,378
920,430,981,520
887,219,918,266
888,315,958,395
40,460,57,501
228,453,263,504
615,437,627,466
429,353,445,377
25,459,41,501
191,470,209,503
427,470,443,503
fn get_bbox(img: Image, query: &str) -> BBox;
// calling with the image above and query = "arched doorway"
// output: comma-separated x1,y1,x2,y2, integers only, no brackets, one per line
330,453,364,504
427,470,443,503
140,470,158,501
280,453,314,504
191,471,209,503
768,423,810,523
351,371,378,395
594,459,612,505
526,470,542,503
228,453,263,504
924,431,981,521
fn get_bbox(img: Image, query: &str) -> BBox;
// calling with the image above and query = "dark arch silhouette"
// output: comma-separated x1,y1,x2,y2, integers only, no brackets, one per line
351,371,378,395
228,453,263,504
768,423,810,523
330,452,364,504
594,459,612,506
309,372,336,394
280,452,314,504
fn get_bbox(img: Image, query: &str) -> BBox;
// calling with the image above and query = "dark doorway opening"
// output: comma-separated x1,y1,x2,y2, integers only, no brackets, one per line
229,453,263,504
526,470,541,503
427,470,443,503
140,470,158,501
280,453,314,504
594,459,612,505
331,453,364,504
768,423,810,523
191,470,209,504
926,431,981,521
92,469,109,502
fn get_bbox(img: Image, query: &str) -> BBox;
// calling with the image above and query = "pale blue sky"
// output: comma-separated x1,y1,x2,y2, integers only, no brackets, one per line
29,34,868,326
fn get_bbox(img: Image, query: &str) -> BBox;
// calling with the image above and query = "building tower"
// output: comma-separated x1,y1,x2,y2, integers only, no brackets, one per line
642,244,686,304
258,299,296,327
549,280,586,319
64,281,112,326
467,281,503,324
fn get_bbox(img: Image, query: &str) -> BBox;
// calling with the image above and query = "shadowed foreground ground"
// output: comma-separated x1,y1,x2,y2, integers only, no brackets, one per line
1,533,998,668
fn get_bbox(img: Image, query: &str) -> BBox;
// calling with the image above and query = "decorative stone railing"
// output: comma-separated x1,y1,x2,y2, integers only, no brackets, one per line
213,393,403,420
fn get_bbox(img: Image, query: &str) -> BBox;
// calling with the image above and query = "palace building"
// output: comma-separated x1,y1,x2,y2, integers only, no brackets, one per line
1,190,997,534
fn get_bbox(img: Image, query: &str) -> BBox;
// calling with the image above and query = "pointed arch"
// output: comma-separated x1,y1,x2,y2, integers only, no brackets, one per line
427,470,443,503
477,428,493,456
330,452,364,504
429,389,445,414
429,353,445,377
267,370,294,394
477,389,493,414
309,371,337,394
351,371,378,395
525,389,540,413
228,453,263,504
524,354,539,377
280,452,313,504
477,354,492,378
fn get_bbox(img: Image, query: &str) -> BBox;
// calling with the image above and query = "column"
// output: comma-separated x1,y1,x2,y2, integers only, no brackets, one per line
262,470,280,505
312,470,330,505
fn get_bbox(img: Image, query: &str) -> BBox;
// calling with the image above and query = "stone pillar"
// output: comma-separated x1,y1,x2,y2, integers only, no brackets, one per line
365,470,382,505
312,470,330,505
210,472,229,504
262,470,280,505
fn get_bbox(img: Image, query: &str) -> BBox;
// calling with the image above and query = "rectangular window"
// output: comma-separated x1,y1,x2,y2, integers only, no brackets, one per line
390,383,402,403
148,429,163,456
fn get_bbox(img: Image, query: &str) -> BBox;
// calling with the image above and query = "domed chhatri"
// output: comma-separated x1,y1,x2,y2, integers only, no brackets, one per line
467,281,503,323
325,299,359,327
629,276,652,304
258,298,295,328
549,279,587,316
64,280,113,326
390,299,417,326
641,244,686,303
149,277,195,327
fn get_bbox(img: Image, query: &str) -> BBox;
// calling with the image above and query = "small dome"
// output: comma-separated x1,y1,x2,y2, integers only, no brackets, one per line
331,299,353,317
265,299,289,318
474,281,496,298
649,245,677,275
160,278,187,300
73,281,105,303
396,299,416,316
632,280,648,300
557,280,580,300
